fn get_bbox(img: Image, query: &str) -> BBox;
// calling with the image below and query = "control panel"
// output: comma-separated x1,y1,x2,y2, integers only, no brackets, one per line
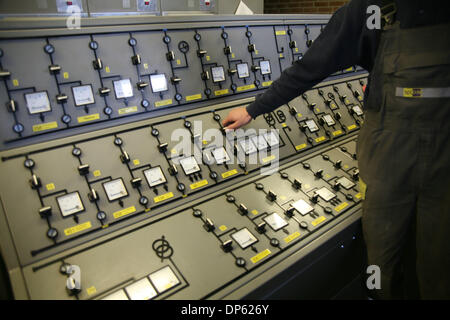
0,15,367,300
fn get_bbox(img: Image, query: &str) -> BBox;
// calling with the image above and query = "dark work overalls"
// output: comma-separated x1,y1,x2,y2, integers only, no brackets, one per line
356,5,450,299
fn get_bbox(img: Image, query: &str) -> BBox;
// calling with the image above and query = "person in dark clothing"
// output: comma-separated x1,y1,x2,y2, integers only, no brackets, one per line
222,0,450,299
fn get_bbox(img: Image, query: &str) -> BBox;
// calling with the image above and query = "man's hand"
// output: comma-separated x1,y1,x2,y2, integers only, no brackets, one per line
222,107,252,130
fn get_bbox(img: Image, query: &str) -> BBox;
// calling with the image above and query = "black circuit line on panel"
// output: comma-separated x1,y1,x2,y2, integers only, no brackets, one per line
272,26,285,75
193,30,211,98
245,26,269,87
127,33,150,112
162,30,182,105
220,27,236,92
286,26,304,64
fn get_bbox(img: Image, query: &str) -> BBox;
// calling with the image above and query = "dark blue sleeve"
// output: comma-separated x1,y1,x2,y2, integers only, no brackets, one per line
246,0,380,119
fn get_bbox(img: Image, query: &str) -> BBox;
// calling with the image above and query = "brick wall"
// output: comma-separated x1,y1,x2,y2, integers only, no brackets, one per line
264,0,350,14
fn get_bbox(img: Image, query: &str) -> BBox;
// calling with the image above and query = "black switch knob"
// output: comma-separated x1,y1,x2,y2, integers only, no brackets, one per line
228,68,237,76
203,218,215,232
120,151,130,163
311,194,319,203
256,221,266,234
308,103,316,110
292,179,302,190
170,76,181,84
131,54,141,65
251,65,261,72
7,100,17,113
88,188,99,202
289,40,297,48
285,206,295,218
201,71,210,80
266,190,277,201
56,94,68,104
168,164,178,176
352,169,359,181
221,240,233,252
333,182,341,191
289,107,297,116
315,169,323,178
334,160,342,168
49,64,61,74
223,46,232,55
39,206,52,218
238,203,248,215
166,51,175,61
78,164,90,176
99,87,110,96
158,143,168,153
92,58,102,70
131,178,142,188
137,81,149,90
248,44,256,52
197,49,207,57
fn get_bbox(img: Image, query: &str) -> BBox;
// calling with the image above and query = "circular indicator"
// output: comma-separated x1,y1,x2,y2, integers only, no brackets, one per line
128,38,137,46
13,123,24,133
213,114,220,121
141,99,150,108
72,147,82,157
24,158,35,169
163,35,171,44
139,196,149,206
97,211,107,221
230,83,237,92
89,41,99,50
193,209,203,217
204,88,211,96
221,32,228,39
210,171,218,180
255,183,264,190
44,44,55,54
103,106,113,115
151,128,159,137
175,93,182,102
61,114,72,124
47,228,58,240
178,41,190,53
194,33,201,42
245,30,252,38
177,183,185,192
226,195,235,203
114,137,123,146
184,121,191,128
254,80,260,87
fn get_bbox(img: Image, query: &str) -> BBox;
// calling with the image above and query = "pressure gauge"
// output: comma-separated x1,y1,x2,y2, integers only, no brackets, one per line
239,138,257,155
251,135,268,151
292,199,314,216
57,192,84,217
150,74,168,93
315,187,336,202
322,114,336,126
211,66,225,83
113,78,134,99
264,212,288,231
259,60,271,75
103,178,128,201
179,156,201,175
352,105,364,116
336,177,355,190
212,147,230,164
231,228,258,249
305,119,319,133
236,63,250,79
24,91,51,114
144,166,167,187
72,84,95,106
263,131,279,147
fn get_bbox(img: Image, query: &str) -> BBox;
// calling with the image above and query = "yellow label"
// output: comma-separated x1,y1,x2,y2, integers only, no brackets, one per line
280,195,286,201
315,136,326,143
215,89,229,96
171,149,177,154
282,123,287,127
295,48,299,52
186,93,202,101
222,169,238,179
332,130,343,137
315,108,320,113
279,53,284,58
12,79,19,86
311,216,326,227
355,192,362,199
143,63,149,69
93,170,101,177
118,106,138,115
63,72,69,79
295,143,307,151
251,209,259,215
105,66,110,73
219,225,227,231
276,30,286,35
284,231,301,244
202,140,208,145
297,113,303,118
86,286,97,296
102,224,109,229
237,84,256,92
262,155,276,163
133,159,140,166
46,183,55,191
176,59,181,65
154,192,174,203
345,99,350,105
403,87,422,97
231,53,235,58
347,124,357,131
343,164,349,169
255,49,259,55
206,56,210,61
359,178,367,200
64,221,92,236
190,179,208,190
262,81,273,87
345,67,353,72
251,249,271,264
32,121,58,132
155,99,172,107
113,206,136,219
331,103,337,109
335,202,349,212
78,113,100,123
